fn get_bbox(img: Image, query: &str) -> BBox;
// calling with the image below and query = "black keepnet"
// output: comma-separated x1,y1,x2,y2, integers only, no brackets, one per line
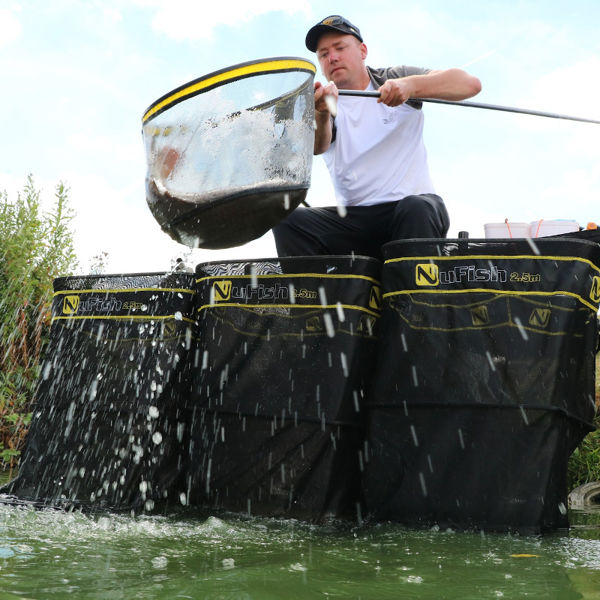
184,256,381,520
1,239,598,533
364,238,600,532
3,273,196,511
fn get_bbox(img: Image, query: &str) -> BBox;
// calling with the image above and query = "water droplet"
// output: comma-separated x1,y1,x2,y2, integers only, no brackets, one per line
177,422,185,442
88,380,98,401
336,204,347,218
323,313,335,337
152,431,163,445
318,286,328,306
222,558,235,570
427,455,434,473
525,237,541,255
401,334,408,352
148,406,159,419
340,352,348,377
411,366,419,387
151,556,168,569
410,425,419,447
519,405,529,425
513,317,529,340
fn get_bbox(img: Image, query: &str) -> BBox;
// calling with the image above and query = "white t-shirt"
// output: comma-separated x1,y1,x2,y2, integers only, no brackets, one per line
323,82,435,207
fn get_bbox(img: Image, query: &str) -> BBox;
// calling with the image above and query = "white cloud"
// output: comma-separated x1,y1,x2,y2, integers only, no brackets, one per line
520,56,600,122
66,133,144,167
93,1,122,22
0,8,22,48
0,173,24,198
142,0,311,41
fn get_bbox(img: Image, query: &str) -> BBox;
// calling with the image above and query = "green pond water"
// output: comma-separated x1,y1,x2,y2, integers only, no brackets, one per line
1,472,600,600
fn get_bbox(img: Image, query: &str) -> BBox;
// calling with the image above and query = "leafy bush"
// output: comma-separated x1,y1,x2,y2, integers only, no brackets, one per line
568,354,600,490
0,176,77,470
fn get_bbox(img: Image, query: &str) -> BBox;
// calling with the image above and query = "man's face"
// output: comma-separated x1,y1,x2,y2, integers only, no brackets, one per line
316,32,367,89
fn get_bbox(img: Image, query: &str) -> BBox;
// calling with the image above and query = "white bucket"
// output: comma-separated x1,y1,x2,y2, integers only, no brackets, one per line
529,219,580,238
484,221,531,239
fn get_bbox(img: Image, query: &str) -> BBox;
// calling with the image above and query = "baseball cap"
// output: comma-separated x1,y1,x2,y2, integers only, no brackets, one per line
305,15,363,52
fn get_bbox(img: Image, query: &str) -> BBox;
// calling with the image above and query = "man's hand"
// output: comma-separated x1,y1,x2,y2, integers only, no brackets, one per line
313,81,337,154
378,69,482,106
377,78,415,106
314,80,339,115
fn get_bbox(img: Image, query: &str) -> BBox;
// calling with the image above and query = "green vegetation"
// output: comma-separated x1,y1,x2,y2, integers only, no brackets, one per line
0,176,77,471
567,354,600,490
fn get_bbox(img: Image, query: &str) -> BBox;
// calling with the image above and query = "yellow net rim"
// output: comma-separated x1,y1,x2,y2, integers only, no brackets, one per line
142,57,316,124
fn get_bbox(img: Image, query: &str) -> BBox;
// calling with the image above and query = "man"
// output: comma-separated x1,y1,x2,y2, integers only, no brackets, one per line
273,15,482,260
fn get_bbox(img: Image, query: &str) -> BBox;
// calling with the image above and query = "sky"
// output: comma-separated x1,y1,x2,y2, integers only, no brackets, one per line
1,0,599,274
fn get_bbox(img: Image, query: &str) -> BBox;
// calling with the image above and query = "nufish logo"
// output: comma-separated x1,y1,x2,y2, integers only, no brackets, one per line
219,282,289,302
62,295,80,315
369,285,382,310
415,263,439,286
306,316,323,332
163,320,177,337
591,276,600,304
471,305,489,326
416,262,507,286
529,308,551,328
212,280,232,302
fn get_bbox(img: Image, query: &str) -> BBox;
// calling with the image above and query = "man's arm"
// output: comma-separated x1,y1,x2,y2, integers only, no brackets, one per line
313,81,337,155
378,68,481,107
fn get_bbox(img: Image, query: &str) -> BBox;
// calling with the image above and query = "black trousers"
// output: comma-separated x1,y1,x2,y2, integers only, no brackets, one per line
273,194,450,261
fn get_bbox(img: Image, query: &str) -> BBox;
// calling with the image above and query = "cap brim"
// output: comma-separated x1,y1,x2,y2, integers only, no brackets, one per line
305,25,362,52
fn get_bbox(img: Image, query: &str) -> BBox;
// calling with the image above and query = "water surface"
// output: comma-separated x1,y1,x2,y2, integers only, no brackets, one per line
1,496,599,599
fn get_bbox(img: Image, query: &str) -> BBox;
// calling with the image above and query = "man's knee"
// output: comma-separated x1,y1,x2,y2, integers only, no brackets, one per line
399,195,436,217
273,209,322,257
393,194,450,238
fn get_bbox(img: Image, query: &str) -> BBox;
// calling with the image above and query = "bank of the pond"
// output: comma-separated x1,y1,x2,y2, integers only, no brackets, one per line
0,502,599,600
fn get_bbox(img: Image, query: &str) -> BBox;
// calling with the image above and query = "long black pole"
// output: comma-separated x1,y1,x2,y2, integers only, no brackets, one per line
337,89,600,126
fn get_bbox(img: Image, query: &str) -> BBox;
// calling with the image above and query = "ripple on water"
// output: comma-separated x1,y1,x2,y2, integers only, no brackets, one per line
0,502,599,599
